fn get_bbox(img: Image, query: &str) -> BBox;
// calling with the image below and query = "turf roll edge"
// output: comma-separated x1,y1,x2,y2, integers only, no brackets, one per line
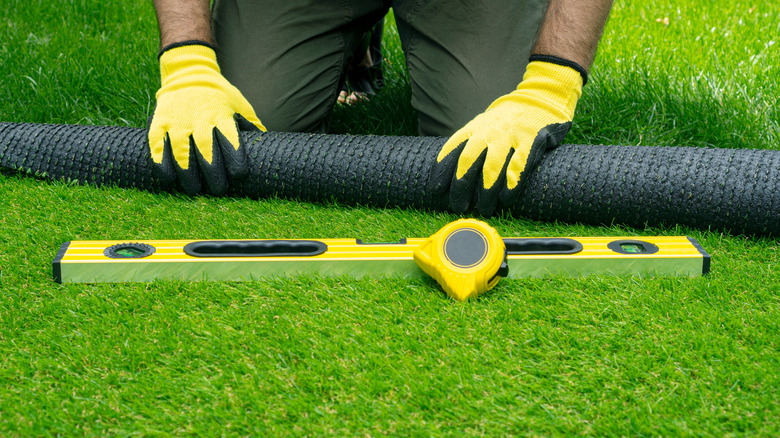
1,122,778,236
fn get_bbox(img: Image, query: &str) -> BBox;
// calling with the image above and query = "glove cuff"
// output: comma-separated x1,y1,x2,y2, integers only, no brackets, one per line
158,42,221,83
500,59,583,118
158,40,216,59
529,54,588,86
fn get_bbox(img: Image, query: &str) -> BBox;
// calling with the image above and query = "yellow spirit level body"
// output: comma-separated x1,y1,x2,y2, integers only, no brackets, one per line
54,234,709,285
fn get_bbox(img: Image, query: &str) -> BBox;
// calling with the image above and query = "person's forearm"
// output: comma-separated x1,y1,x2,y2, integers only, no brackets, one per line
532,0,613,71
153,0,212,49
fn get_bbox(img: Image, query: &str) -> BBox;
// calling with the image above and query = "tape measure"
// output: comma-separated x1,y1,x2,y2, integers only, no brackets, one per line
412,219,508,300
53,219,710,301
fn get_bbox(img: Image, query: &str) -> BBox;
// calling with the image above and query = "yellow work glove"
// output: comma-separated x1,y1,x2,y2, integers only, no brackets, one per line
429,57,585,216
147,42,265,195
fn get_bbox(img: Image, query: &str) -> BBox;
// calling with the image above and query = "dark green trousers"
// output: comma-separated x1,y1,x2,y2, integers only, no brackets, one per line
212,0,549,136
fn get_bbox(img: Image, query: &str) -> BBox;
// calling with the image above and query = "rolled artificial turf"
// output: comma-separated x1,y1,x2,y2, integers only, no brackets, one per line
1,122,778,236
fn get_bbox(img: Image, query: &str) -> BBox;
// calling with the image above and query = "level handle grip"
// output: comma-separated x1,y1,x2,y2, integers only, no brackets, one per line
183,240,328,258
503,238,583,255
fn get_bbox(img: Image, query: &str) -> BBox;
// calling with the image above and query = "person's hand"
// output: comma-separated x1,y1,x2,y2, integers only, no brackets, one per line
429,59,585,215
147,42,265,195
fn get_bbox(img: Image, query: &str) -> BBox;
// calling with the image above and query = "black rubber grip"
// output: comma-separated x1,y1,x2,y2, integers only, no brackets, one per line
183,240,328,258
1,122,779,236
503,238,583,255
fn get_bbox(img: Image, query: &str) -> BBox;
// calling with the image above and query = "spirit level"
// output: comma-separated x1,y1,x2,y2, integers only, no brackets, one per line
53,219,710,300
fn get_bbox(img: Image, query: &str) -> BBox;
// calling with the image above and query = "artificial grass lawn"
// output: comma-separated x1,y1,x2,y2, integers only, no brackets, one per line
1,0,779,436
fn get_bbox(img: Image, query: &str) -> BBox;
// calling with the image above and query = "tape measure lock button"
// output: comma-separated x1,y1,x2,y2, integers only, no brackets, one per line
413,219,508,301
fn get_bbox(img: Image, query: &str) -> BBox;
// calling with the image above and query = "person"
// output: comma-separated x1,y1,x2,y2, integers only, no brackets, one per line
147,0,613,216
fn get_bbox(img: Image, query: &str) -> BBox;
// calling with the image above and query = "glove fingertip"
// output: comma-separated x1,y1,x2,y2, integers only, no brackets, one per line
428,138,466,197
447,148,486,214
500,140,550,208
499,153,540,210
449,178,473,214
146,114,164,156
174,138,204,196
476,150,511,217
235,113,264,133
499,183,522,209
147,134,165,163
147,132,177,187
190,131,228,196
214,117,240,151
437,131,469,162
215,125,249,180
475,195,499,217
538,121,572,150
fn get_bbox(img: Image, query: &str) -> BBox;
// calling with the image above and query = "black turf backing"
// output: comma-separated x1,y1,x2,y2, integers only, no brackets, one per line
1,122,778,236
